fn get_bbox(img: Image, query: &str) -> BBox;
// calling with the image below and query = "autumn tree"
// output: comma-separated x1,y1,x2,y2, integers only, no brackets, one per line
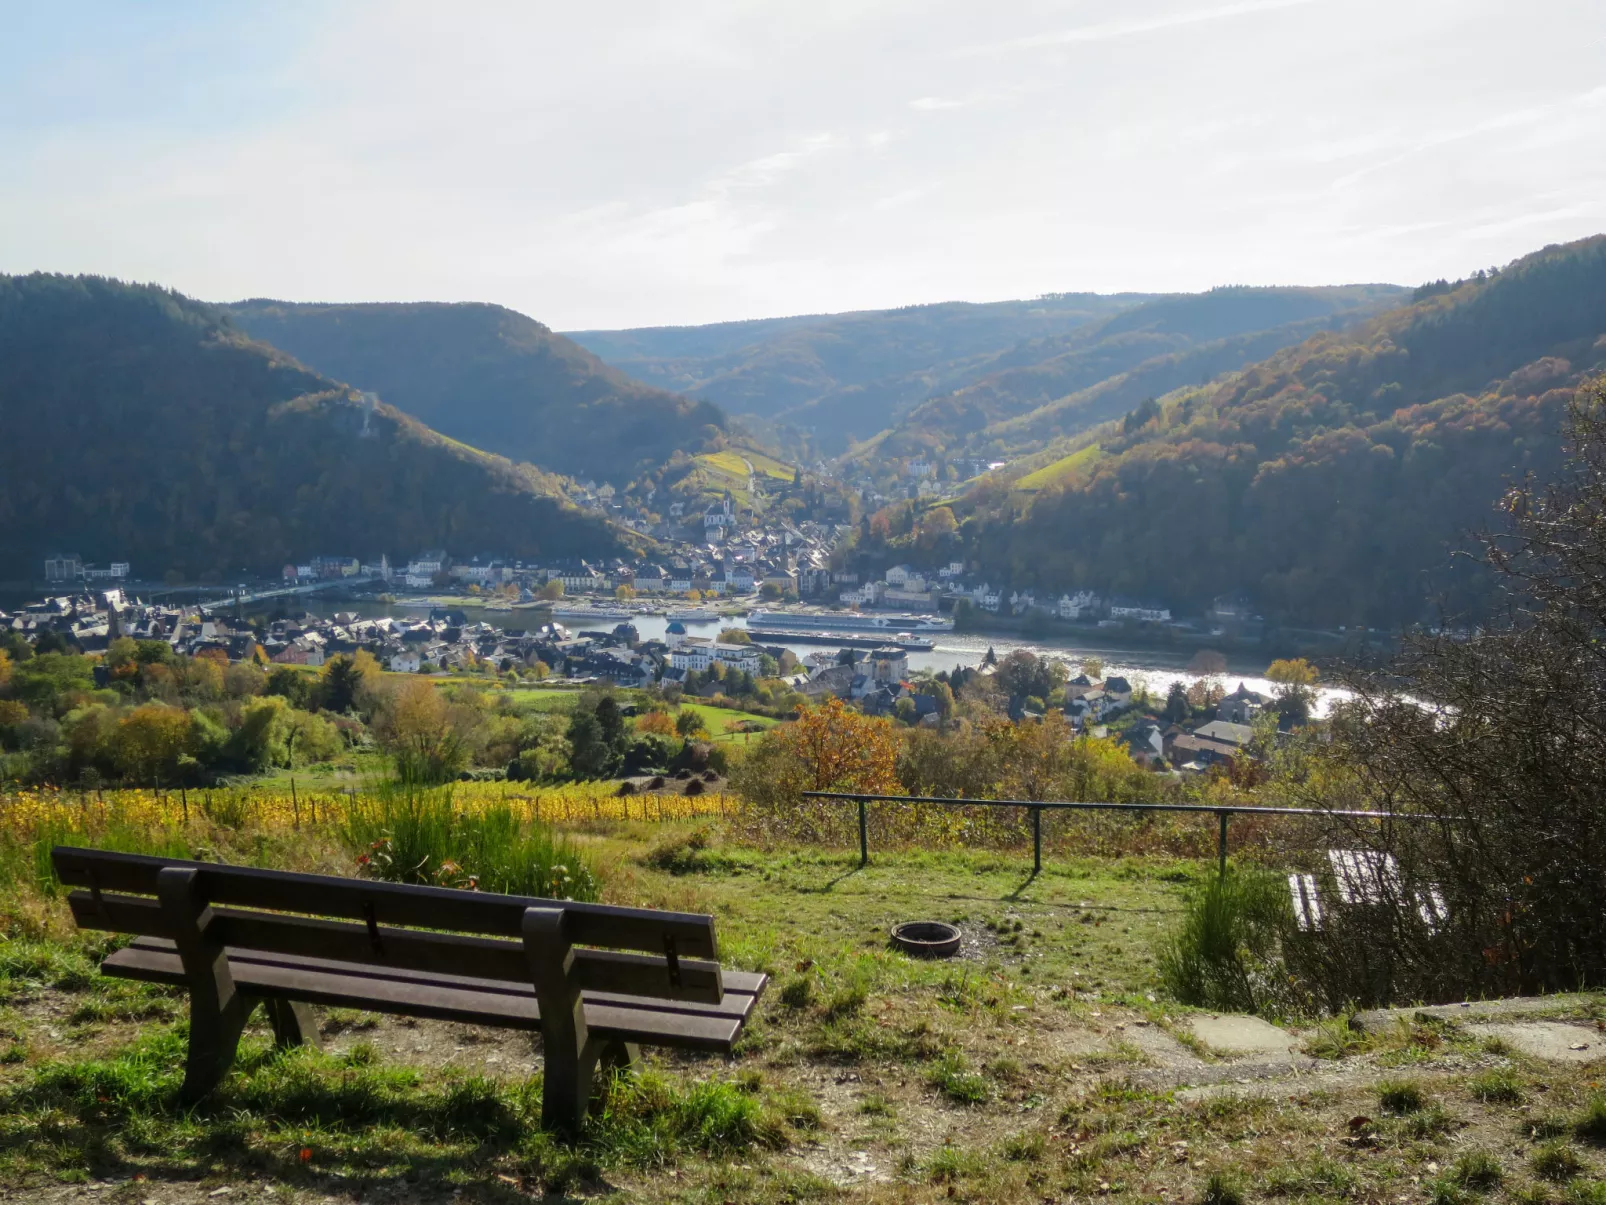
636,710,677,737
731,697,901,814
1265,658,1319,723
111,704,193,784
373,678,467,783
918,506,958,547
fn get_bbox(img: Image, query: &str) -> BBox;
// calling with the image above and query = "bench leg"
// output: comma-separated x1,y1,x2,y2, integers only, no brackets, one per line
262,998,321,1050
524,906,592,1137
181,990,255,1103
588,1037,641,1079
159,867,251,1105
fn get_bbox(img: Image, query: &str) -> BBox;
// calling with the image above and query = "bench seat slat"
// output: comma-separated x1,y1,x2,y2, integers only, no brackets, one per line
111,937,765,1020
104,941,752,1052
55,847,718,958
71,892,725,1004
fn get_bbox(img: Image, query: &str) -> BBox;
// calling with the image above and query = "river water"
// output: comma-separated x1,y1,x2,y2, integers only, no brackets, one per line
302,600,1351,716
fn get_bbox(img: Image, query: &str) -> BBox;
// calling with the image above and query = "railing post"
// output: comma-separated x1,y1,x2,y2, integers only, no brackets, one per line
1032,806,1042,875
858,797,868,867
1217,810,1229,877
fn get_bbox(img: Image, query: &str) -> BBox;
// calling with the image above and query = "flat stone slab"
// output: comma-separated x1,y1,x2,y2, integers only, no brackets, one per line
1353,993,1599,1031
1477,1022,1603,1063
1188,1014,1299,1056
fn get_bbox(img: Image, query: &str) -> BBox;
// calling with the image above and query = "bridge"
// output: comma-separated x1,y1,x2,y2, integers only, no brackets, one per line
193,574,385,613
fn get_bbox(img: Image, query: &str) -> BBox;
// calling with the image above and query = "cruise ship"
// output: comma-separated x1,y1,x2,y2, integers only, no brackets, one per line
746,609,952,632
551,605,632,621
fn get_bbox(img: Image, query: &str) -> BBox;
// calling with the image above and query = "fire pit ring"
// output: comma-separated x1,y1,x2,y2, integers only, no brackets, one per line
890,921,962,959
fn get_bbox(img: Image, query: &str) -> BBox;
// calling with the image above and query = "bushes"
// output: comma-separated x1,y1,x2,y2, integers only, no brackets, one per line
1158,869,1296,1015
341,781,599,901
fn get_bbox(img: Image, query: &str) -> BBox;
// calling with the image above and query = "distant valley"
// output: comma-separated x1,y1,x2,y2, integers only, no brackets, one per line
568,285,1406,462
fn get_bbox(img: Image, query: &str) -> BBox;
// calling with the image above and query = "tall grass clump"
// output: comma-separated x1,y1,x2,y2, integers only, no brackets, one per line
8,803,192,896
1159,868,1296,1016
341,781,600,901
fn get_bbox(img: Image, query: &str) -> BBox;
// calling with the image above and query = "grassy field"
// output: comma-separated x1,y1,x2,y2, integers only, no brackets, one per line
679,701,779,743
696,449,796,483
1015,443,1103,492
0,811,1603,1203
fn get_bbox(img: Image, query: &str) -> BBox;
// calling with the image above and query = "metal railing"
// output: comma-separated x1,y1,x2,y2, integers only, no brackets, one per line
800,791,1453,876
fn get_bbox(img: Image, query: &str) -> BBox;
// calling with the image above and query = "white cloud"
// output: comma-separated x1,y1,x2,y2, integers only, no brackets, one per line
966,0,1324,55
0,0,1603,328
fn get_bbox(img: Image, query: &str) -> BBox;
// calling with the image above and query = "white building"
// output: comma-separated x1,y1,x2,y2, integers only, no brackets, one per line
1109,600,1172,623
1057,590,1101,620
669,639,762,674
405,551,446,589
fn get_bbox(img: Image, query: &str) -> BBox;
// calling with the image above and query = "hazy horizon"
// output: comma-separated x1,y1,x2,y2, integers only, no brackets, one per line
5,1,1604,329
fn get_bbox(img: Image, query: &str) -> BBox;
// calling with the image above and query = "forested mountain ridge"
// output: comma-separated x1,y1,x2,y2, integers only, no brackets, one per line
946,236,1606,629
868,285,1406,462
0,275,631,581
571,286,1406,462
567,294,1154,458
227,300,727,485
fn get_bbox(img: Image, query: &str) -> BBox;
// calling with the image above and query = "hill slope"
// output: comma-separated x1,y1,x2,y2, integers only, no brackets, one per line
870,285,1405,462
227,301,727,485
0,276,630,581
570,287,1406,461
945,238,1606,628
567,294,1153,456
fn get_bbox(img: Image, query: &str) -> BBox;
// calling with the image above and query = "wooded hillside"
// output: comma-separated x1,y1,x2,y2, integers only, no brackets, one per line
950,238,1606,628
228,300,727,485
0,276,630,581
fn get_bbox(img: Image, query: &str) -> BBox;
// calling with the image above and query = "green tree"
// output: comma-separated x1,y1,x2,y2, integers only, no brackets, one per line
566,709,613,779
1163,680,1190,723
10,653,94,713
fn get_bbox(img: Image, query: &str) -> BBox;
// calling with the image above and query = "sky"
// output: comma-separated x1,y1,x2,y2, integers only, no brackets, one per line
3,0,1604,330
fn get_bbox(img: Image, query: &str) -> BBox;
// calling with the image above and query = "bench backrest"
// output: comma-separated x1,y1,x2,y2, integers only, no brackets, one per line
53,846,724,1004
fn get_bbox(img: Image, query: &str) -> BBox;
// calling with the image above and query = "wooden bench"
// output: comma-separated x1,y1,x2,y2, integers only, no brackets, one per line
52,846,767,1134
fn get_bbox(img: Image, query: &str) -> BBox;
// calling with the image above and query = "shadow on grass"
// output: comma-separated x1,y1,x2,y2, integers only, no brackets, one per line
1004,867,1040,900
0,1028,794,1199
793,861,867,894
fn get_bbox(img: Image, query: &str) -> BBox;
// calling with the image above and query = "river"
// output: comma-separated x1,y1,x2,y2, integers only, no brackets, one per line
302,600,1351,716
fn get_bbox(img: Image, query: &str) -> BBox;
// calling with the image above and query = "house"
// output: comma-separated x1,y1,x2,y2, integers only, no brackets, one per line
389,651,422,673
313,555,360,579
664,621,689,649
1008,590,1041,616
1217,682,1271,724
1057,590,1100,620
546,561,607,592
711,642,763,673
1209,596,1252,622
405,551,446,589
1195,720,1254,748
800,663,856,700
1169,719,1256,769
1123,721,1167,766
1065,673,1100,700
44,553,83,582
1102,676,1134,706
1108,598,1172,623
272,637,325,668
866,647,909,685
